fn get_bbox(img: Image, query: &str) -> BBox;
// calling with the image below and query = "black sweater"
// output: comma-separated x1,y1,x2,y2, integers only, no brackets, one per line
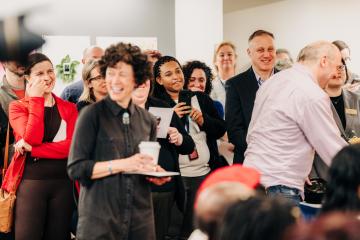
152,89,226,170
146,97,194,211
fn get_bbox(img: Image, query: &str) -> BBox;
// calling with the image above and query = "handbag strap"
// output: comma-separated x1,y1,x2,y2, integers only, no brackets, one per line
2,123,10,181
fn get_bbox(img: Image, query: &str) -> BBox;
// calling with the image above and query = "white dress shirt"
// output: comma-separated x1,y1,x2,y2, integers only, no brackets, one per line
243,63,348,192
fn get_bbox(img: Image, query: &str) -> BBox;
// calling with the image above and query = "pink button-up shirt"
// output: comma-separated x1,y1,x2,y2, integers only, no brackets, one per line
243,63,348,192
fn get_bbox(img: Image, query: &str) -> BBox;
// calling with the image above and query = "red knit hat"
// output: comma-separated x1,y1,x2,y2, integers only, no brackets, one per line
195,164,261,208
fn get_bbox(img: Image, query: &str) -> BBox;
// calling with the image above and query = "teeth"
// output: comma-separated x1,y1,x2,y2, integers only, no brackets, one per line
111,87,123,93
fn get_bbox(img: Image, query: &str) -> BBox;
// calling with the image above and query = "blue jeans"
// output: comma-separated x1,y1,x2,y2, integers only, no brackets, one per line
266,185,302,205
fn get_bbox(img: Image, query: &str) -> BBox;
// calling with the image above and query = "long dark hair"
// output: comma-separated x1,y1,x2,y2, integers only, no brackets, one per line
322,144,360,213
152,55,182,98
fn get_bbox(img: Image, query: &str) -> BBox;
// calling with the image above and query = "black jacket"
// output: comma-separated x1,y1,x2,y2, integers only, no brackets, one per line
152,89,226,171
146,97,194,211
226,67,277,164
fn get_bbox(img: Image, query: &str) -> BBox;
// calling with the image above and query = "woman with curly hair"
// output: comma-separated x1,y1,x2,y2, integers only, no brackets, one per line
76,59,107,111
183,60,223,118
321,144,360,213
183,60,234,166
68,42,170,240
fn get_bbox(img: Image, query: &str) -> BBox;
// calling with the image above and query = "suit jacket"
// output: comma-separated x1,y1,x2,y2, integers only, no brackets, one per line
2,94,77,192
312,88,360,180
225,67,259,164
225,67,278,163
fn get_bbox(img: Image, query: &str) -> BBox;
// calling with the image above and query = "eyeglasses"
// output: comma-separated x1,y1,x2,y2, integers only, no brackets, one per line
336,65,346,71
89,75,104,81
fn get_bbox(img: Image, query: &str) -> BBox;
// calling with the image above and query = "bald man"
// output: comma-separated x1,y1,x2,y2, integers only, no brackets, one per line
243,41,348,203
60,46,104,103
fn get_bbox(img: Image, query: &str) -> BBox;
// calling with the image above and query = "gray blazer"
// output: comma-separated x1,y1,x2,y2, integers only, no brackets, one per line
311,88,360,180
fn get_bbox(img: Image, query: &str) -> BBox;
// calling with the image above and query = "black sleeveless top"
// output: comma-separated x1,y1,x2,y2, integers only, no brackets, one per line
23,104,68,179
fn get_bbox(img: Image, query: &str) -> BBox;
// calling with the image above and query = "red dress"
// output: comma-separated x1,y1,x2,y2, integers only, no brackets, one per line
2,94,77,192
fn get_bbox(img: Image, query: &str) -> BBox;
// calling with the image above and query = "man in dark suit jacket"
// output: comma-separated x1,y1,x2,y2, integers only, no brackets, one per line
226,30,277,164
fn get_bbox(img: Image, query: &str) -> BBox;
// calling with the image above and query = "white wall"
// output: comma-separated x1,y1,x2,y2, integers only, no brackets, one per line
20,0,175,56
224,0,360,72
175,0,223,67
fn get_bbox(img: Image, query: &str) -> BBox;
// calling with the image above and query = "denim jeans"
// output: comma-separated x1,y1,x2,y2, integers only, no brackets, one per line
266,185,302,205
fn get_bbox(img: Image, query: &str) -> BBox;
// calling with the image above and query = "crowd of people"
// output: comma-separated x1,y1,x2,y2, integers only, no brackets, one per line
0,29,360,240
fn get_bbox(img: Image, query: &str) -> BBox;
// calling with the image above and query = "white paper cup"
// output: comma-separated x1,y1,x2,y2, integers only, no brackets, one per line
138,141,161,165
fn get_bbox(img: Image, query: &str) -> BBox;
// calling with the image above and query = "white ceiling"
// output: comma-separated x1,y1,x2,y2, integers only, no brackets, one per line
223,0,286,13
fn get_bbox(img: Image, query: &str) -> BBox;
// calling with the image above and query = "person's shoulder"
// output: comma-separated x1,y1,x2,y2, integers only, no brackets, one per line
227,67,253,85
9,97,26,109
134,104,156,123
66,80,83,89
55,94,76,108
77,101,102,122
148,96,171,108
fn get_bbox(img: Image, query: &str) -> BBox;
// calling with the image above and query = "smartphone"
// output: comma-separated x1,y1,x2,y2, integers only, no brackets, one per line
178,90,193,108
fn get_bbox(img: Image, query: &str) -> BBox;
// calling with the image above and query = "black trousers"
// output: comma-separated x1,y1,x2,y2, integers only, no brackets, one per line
180,175,207,238
152,191,175,240
15,179,74,240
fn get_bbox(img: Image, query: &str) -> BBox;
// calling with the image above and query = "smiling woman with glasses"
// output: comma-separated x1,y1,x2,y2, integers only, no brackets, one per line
77,59,107,111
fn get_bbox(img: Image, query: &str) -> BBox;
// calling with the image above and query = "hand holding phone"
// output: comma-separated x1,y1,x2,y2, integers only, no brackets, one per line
174,102,192,118
178,90,192,108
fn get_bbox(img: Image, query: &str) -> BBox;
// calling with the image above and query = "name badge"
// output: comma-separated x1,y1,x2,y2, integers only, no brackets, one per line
345,108,358,115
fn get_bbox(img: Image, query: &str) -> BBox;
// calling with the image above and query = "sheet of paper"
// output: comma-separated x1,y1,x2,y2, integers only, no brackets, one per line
148,107,173,138
53,119,67,142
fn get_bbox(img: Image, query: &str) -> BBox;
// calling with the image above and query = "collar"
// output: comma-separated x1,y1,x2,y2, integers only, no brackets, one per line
252,67,275,86
218,76,227,87
104,96,135,116
292,63,317,84
1,75,25,91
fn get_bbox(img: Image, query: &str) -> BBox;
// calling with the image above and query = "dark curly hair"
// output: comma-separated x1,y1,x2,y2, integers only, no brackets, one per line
152,56,182,97
99,42,152,86
182,60,213,95
321,144,360,213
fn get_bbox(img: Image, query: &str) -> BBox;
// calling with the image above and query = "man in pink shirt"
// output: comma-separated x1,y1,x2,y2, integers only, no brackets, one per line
243,41,348,203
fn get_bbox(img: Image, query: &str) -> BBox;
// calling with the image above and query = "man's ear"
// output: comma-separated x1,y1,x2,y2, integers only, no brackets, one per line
156,76,163,85
247,48,251,57
319,56,327,68
25,75,30,82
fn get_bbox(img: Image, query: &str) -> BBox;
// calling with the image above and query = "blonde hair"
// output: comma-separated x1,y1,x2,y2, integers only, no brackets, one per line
79,59,100,103
213,41,237,72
